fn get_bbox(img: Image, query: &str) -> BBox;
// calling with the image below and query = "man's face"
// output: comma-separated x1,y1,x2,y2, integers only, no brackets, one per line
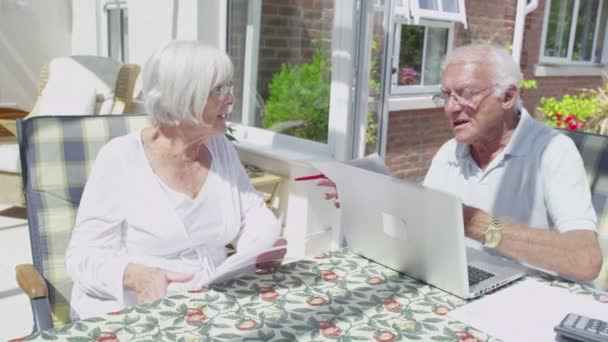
440,61,505,145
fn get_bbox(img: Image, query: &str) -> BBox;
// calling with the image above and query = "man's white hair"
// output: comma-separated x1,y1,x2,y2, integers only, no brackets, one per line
441,44,523,110
142,40,233,126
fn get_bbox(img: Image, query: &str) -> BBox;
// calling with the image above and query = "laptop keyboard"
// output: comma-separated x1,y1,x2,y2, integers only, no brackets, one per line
467,265,495,286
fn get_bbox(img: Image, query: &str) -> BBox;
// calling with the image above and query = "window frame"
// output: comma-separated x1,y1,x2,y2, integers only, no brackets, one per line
396,0,467,28
100,0,129,62
226,0,360,161
539,0,605,65
390,18,454,95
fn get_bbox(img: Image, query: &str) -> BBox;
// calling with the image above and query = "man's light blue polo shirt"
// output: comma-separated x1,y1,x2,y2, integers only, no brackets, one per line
423,109,597,233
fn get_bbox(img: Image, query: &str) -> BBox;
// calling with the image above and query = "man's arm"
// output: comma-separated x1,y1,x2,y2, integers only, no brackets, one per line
464,206,603,281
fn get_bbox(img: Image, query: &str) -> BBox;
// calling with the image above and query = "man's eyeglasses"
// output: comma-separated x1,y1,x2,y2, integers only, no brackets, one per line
432,84,497,107
211,84,234,98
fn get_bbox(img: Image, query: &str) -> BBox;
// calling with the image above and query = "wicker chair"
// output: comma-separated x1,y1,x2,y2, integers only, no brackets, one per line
0,56,140,206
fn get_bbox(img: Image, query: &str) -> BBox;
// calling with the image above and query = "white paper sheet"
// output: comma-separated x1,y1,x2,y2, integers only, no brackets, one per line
448,278,608,342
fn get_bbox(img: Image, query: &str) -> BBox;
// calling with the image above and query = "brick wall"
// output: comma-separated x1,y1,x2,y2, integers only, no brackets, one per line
228,0,333,124
258,0,333,100
386,108,452,182
385,0,604,182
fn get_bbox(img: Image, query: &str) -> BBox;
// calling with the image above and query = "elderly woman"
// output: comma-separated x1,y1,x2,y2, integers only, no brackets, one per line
66,41,285,320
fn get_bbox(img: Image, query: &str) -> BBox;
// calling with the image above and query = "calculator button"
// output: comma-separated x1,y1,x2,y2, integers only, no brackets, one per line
563,313,579,328
599,322,608,336
575,317,589,330
586,319,601,333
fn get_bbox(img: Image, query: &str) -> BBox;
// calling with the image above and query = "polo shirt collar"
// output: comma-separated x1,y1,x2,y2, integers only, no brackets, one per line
454,108,534,160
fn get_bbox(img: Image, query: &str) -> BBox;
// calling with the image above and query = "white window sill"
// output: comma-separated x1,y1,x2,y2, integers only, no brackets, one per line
534,64,608,77
229,123,333,167
388,95,443,111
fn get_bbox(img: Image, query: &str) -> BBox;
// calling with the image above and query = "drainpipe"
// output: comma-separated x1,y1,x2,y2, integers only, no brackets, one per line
512,0,539,64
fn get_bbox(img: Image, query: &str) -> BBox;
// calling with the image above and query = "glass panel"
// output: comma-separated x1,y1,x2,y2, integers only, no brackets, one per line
228,0,334,143
419,0,438,10
121,8,129,62
573,0,600,61
107,8,122,61
398,25,424,86
441,0,459,13
106,2,128,62
544,0,575,58
363,1,387,155
422,27,448,85
594,2,608,62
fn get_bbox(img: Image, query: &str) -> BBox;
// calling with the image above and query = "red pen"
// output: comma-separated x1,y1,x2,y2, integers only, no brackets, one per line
294,173,327,181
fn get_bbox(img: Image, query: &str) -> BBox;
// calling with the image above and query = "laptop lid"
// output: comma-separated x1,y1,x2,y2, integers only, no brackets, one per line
314,160,472,298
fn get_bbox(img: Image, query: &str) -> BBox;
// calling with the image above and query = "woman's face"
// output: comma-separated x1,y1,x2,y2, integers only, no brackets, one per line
200,83,233,135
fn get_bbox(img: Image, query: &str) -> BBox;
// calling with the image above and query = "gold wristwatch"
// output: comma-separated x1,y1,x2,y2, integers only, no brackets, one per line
483,216,503,248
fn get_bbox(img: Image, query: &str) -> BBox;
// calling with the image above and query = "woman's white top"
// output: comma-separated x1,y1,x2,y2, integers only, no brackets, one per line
66,131,279,320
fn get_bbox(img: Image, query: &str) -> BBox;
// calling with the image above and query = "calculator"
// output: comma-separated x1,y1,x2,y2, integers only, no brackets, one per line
554,313,608,342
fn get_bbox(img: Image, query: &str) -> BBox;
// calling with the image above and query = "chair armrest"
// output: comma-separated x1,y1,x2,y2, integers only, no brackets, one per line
16,264,54,332
0,108,27,137
15,264,48,299
0,107,28,120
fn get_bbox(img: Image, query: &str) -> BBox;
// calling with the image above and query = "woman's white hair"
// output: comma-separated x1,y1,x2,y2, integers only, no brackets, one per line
441,44,523,110
142,40,233,125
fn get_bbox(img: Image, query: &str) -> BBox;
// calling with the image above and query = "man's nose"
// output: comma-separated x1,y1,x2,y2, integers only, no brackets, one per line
443,94,463,115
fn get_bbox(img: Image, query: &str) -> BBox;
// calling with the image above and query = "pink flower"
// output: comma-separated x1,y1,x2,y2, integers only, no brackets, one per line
321,270,340,281
185,308,208,325
382,298,403,312
366,276,385,285
259,287,281,301
235,318,258,331
319,321,343,338
307,296,328,306
456,332,481,342
96,332,119,342
375,331,396,342
400,66,421,85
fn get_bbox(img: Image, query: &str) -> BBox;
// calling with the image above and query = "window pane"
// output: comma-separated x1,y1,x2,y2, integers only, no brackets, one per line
441,0,459,13
419,0,438,10
573,0,600,61
106,2,128,62
397,25,448,87
422,27,448,85
398,25,424,86
107,9,122,60
544,0,575,58
228,0,334,143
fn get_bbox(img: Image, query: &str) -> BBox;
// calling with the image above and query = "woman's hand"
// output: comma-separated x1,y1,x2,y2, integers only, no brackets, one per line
316,178,340,208
123,263,193,304
256,238,287,271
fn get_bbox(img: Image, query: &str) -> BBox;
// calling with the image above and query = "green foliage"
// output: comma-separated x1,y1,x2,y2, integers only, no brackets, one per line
538,93,600,131
262,47,330,142
520,79,537,90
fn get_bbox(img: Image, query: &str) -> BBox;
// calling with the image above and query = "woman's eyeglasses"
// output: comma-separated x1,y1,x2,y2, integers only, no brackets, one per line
211,84,234,98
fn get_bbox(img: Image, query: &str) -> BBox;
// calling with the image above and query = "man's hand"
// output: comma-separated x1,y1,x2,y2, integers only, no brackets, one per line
123,263,193,304
316,178,340,208
256,238,288,271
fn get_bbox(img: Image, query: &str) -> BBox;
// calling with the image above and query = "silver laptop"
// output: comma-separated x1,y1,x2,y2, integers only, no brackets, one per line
317,160,526,299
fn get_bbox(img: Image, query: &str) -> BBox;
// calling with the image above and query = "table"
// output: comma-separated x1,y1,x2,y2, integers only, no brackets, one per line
22,249,607,341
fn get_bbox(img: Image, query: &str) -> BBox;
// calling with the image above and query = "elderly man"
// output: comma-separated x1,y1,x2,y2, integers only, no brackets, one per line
321,44,603,282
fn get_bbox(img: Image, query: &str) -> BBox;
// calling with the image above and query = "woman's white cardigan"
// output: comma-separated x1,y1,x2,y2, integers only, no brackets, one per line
66,132,279,319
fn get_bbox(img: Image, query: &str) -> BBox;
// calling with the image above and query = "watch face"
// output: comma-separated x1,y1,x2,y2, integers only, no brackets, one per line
486,229,502,246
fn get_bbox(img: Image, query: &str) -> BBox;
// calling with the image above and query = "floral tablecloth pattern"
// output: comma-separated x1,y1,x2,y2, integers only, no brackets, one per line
20,249,607,342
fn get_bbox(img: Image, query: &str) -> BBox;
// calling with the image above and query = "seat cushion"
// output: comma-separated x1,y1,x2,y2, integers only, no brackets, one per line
0,140,20,173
